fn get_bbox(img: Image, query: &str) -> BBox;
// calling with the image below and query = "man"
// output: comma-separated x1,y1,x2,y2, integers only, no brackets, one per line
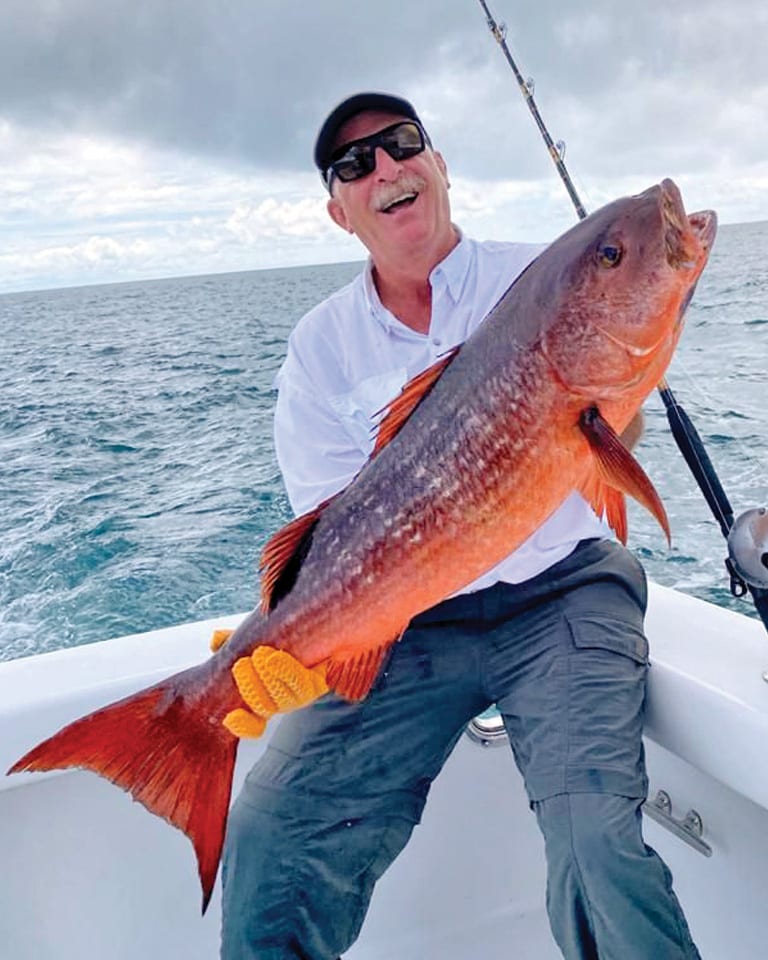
220,92,701,960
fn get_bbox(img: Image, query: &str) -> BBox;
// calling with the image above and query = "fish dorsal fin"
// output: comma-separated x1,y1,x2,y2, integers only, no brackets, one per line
326,632,405,701
579,406,670,544
259,497,335,613
373,348,459,455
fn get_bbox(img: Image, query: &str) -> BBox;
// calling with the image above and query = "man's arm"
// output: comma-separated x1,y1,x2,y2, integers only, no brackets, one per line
273,372,365,517
620,410,645,451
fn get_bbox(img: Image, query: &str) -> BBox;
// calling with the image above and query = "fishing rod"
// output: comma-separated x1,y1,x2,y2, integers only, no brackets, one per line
476,0,768,635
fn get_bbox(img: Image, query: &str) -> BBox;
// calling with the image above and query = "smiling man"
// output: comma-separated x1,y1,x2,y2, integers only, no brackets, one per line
219,92,701,960
322,98,457,335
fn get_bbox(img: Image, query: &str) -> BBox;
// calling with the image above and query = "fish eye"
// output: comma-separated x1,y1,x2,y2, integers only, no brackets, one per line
598,243,623,268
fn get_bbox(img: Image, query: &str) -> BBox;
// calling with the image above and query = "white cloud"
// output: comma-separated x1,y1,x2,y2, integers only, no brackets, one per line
2,0,768,293
0,123,365,292
2,110,767,295
225,197,333,242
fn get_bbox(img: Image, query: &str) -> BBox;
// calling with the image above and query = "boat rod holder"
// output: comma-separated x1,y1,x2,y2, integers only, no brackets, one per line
643,789,712,858
466,710,508,747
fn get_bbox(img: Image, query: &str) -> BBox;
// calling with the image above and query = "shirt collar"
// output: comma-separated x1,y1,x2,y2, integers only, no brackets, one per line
362,227,471,333
428,226,470,303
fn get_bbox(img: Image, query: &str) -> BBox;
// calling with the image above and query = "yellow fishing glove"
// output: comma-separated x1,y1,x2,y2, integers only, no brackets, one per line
209,628,234,653
209,629,328,739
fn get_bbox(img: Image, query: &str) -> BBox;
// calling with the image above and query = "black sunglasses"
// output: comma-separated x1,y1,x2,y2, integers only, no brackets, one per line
324,121,430,189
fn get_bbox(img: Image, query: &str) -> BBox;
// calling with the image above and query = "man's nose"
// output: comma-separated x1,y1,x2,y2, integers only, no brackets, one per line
373,146,403,180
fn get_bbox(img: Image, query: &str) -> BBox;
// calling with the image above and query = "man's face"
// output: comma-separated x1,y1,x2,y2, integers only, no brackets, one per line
326,110,452,259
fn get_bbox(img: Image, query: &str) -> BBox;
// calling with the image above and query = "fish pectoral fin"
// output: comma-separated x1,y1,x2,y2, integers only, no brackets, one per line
259,496,337,613
579,406,670,544
581,473,629,545
372,347,460,455
326,635,404,701
603,487,628,545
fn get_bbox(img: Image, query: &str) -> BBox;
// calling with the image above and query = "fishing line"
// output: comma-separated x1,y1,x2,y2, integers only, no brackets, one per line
665,354,768,484
475,0,768,631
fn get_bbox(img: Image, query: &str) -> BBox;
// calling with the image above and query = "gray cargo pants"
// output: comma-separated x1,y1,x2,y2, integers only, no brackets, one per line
220,538,701,959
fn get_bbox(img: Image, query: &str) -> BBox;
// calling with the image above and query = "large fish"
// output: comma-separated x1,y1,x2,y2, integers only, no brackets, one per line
9,179,717,908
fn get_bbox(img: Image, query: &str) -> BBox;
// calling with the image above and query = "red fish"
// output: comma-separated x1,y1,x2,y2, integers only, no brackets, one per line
9,180,717,909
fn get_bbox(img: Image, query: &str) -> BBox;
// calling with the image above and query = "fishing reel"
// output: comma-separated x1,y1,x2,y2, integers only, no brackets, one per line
726,507,768,594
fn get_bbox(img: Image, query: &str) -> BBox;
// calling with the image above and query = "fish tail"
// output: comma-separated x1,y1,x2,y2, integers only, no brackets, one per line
8,668,238,912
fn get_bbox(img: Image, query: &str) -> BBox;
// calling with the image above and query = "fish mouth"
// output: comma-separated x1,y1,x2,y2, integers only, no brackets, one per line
687,208,718,251
659,178,717,268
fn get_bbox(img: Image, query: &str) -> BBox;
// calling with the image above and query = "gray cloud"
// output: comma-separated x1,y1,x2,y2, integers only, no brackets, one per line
2,0,767,186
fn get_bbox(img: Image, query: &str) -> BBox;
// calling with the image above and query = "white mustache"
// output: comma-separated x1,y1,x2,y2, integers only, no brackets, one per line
372,174,427,212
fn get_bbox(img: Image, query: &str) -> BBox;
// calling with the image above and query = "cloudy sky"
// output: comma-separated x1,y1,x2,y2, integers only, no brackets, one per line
2,0,767,294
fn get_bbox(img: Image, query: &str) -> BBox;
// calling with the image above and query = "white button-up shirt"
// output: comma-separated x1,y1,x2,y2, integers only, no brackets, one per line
274,233,610,591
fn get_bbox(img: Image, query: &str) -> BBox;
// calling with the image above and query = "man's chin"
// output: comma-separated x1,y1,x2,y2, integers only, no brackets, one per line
378,219,434,248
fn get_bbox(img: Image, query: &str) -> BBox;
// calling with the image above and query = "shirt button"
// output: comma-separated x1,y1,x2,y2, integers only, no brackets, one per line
432,337,442,347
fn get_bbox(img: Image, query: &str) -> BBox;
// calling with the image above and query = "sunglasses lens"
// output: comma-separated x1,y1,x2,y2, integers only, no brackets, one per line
382,123,424,160
327,122,426,186
333,145,375,183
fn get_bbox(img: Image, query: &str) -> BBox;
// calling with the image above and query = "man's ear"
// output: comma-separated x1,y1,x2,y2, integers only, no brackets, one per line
433,151,450,188
327,196,354,234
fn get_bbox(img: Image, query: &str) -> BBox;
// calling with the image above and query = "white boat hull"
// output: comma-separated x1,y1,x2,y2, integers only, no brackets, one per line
2,582,767,958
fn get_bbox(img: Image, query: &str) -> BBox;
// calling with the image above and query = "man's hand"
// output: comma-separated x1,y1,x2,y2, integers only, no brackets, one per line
210,628,234,652
210,629,328,738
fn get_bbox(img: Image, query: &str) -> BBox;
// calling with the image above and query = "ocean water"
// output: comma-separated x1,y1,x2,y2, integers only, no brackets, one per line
1,224,766,662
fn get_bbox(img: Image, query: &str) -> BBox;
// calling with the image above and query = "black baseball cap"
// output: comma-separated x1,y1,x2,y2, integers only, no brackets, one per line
313,92,426,181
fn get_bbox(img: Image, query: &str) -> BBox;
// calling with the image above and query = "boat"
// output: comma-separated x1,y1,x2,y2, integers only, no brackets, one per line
3,6,765,952
2,575,767,958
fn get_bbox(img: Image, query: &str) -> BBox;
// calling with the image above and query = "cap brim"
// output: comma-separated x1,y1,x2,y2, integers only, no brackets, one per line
313,92,421,175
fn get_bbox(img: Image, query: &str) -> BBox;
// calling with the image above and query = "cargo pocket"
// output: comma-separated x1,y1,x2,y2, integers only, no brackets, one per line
564,613,649,789
567,613,649,664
